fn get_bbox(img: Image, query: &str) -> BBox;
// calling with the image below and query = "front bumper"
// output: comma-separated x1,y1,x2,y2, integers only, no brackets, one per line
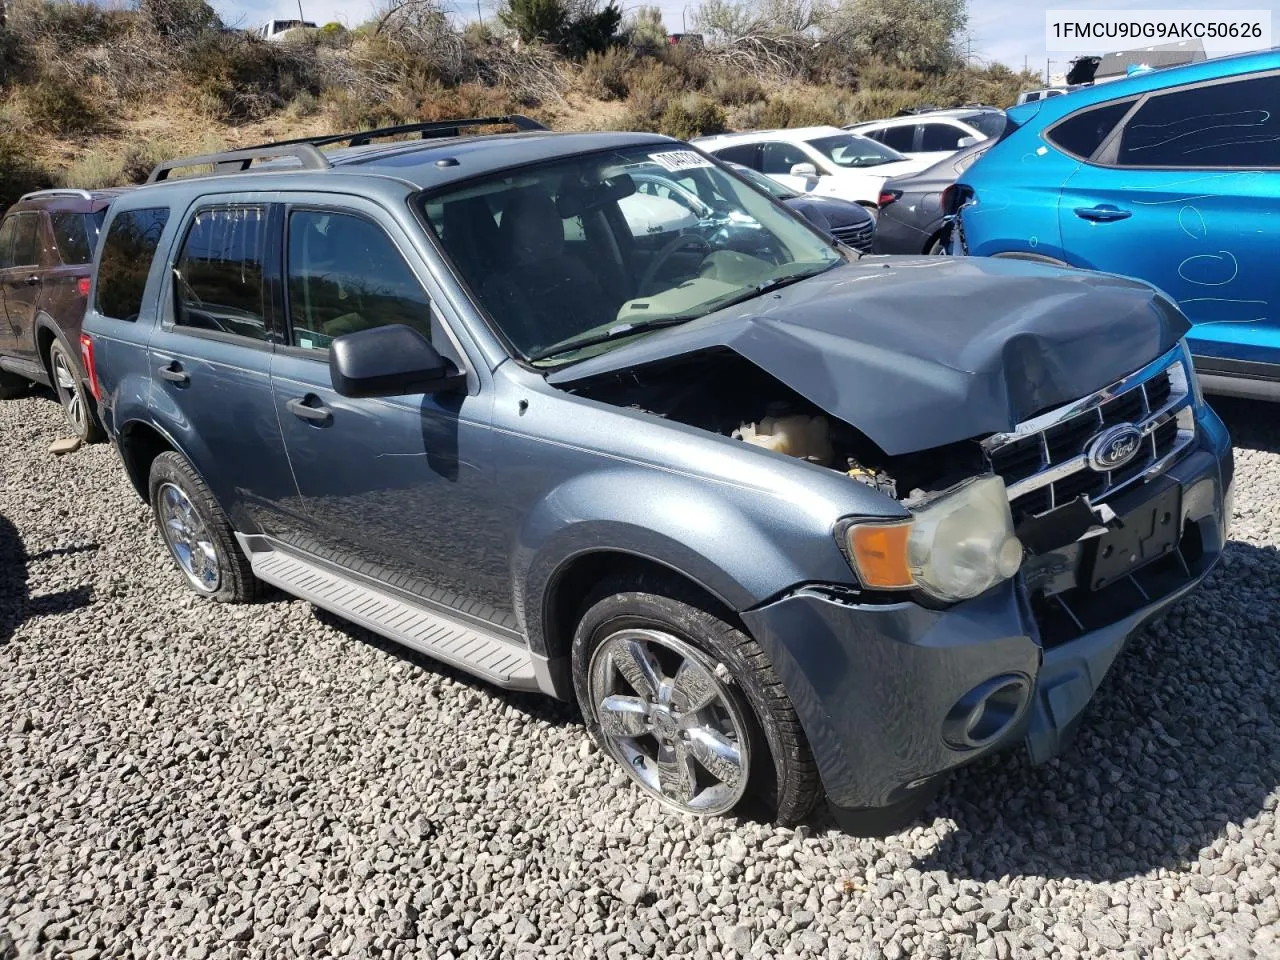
741,410,1232,813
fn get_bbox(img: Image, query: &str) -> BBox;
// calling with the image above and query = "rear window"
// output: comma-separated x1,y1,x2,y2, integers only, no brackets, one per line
95,207,170,322
1046,100,1133,160
50,210,106,265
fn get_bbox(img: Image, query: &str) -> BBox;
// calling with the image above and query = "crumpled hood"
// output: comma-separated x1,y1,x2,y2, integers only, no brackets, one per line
549,256,1190,456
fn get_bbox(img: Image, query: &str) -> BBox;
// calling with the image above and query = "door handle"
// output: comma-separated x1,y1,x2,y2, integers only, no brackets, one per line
1074,205,1131,223
23,274,40,286
158,362,189,385
287,396,333,424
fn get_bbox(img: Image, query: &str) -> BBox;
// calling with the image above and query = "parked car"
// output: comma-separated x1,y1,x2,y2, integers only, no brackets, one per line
872,141,988,255
257,18,316,41
0,187,128,440
1015,87,1075,105
693,126,931,212
82,118,1231,833
845,107,1006,165
727,163,875,252
952,49,1280,400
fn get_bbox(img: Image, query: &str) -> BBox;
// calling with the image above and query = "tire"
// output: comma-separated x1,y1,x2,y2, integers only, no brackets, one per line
571,571,821,824
47,339,103,442
926,235,947,256
0,369,28,400
147,451,260,603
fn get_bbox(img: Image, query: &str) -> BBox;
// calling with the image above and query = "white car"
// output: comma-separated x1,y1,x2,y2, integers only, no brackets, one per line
692,126,932,212
257,18,318,41
844,108,1006,166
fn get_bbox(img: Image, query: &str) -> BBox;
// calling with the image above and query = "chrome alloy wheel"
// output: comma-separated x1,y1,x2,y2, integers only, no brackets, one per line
588,628,750,816
51,349,87,435
155,482,220,593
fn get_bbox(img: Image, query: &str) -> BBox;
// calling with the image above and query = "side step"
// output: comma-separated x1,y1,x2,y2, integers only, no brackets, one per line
242,540,540,692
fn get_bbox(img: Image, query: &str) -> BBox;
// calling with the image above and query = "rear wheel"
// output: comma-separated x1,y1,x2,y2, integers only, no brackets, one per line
48,340,103,442
572,573,821,823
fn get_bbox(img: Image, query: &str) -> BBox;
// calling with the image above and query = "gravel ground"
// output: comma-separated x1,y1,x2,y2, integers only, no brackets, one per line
1,389,1278,960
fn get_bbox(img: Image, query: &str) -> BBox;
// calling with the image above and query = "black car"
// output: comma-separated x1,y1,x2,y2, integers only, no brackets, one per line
871,141,988,256
727,163,875,253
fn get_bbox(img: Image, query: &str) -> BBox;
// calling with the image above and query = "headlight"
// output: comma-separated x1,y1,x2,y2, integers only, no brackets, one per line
839,475,1023,603
1177,337,1205,407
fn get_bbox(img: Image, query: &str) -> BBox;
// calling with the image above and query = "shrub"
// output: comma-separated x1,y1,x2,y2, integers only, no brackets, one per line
61,149,123,189
0,130,54,211
758,86,852,128
660,40,707,89
621,59,683,127
658,93,725,139
24,75,105,136
500,0,623,60
288,90,320,117
138,0,219,39
623,5,667,55
580,46,631,100
323,87,408,131
705,66,762,106
182,31,323,121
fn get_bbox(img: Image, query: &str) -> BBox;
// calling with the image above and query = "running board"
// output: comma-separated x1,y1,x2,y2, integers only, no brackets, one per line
239,537,542,692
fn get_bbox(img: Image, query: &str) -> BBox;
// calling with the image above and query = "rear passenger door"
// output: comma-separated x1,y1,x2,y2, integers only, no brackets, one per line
268,200,514,628
918,122,969,164
147,201,302,538
0,212,47,365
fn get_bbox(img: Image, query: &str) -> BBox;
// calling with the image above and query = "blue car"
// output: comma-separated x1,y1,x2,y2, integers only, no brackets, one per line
953,50,1280,399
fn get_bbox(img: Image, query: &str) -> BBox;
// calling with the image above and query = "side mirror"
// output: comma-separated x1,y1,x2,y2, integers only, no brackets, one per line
956,136,980,148
329,324,466,398
789,162,818,179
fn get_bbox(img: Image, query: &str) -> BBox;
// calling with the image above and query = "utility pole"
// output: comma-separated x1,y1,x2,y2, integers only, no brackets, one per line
1045,57,1050,85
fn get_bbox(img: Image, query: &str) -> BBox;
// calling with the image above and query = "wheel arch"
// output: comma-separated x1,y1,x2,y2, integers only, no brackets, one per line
115,418,182,503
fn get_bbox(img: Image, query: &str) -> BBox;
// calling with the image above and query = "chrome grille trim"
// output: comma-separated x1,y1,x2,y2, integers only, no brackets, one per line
984,344,1195,511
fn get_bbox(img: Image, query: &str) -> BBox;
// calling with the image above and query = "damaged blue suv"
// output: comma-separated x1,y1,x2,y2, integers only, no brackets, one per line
81,117,1233,832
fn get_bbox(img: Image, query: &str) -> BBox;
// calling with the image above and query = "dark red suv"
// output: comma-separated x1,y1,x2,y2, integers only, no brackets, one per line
0,188,130,440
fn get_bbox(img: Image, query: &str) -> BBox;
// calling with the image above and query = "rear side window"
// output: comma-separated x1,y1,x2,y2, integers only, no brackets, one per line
8,214,41,267
0,216,17,268
710,143,759,168
286,210,432,352
879,125,916,153
920,123,965,152
50,211,105,265
96,207,171,322
174,207,270,342
1047,100,1133,159
1117,74,1280,168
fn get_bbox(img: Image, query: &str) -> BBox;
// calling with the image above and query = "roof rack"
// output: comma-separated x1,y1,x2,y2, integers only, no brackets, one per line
148,144,330,184
246,115,549,151
19,188,94,202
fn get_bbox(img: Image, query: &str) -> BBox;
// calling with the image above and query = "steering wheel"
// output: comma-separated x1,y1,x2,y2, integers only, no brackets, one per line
637,233,713,296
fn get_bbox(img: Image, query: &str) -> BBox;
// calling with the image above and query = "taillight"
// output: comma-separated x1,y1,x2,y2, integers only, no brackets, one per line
77,276,91,298
941,185,956,214
878,189,902,207
80,333,102,402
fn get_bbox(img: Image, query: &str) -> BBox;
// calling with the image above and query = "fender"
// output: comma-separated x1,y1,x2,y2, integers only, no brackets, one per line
32,313,83,383
513,463,860,657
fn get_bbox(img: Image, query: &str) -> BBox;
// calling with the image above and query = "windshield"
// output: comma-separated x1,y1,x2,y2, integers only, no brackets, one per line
730,164,797,200
964,112,1007,139
422,145,844,365
805,133,906,168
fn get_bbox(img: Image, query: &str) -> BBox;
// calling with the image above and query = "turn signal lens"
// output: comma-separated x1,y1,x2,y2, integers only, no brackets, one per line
846,521,913,590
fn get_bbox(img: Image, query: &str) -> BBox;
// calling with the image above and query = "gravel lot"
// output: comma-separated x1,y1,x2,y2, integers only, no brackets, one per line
2,389,1278,960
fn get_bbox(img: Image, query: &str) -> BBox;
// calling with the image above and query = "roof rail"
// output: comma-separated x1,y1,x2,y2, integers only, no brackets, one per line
246,115,549,151
19,188,94,202
147,143,330,184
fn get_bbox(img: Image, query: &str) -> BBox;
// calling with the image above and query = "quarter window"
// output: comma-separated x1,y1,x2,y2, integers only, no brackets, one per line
1047,101,1133,160
95,207,170,322
1116,75,1280,168
174,207,270,342
50,210,105,265
286,210,432,352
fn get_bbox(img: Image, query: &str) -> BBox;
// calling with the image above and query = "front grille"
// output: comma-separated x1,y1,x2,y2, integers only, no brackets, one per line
832,220,874,252
984,345,1197,522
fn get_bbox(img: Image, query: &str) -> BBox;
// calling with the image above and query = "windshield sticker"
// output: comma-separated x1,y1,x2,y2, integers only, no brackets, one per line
650,151,712,172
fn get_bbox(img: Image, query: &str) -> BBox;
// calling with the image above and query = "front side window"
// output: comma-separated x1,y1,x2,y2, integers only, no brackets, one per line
9,214,41,268
173,206,270,342
1117,75,1280,168
96,207,171,322
761,141,812,175
920,123,966,152
424,145,845,365
709,143,759,168
805,133,907,168
1047,100,1133,160
50,210,106,265
287,210,433,352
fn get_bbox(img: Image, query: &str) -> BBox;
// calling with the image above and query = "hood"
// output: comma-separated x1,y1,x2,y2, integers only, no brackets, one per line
549,257,1190,456
788,195,872,230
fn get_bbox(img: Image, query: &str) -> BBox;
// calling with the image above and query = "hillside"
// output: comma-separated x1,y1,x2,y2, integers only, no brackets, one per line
0,0,1041,208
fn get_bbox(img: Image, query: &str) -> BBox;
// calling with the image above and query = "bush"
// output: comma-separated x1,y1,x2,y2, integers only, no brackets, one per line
580,46,631,100
182,31,323,121
61,149,123,189
758,86,853,128
138,0,219,39
623,5,667,55
24,75,105,136
621,59,683,127
323,87,409,131
705,66,762,106
0,130,54,211
658,93,725,139
500,0,622,60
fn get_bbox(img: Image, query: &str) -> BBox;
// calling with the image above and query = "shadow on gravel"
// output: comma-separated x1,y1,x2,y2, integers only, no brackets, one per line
919,539,1280,882
0,512,98,646
1211,397,1280,454
308,606,581,728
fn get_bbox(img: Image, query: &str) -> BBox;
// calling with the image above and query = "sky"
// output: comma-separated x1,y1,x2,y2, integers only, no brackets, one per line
216,0,1280,78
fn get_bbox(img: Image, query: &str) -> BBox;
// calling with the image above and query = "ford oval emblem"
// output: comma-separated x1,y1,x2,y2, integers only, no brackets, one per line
1086,424,1143,472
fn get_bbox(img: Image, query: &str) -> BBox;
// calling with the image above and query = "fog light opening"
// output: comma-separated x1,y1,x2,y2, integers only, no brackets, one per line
943,674,1030,750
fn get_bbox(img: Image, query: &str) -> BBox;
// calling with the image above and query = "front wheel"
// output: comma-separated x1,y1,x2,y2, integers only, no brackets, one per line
572,574,821,823
48,340,103,442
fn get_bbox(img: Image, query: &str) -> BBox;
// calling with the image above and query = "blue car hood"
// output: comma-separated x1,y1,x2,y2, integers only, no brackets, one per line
549,256,1190,455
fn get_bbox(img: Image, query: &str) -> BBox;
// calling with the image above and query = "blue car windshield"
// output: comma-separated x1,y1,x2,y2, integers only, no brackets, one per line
422,145,844,365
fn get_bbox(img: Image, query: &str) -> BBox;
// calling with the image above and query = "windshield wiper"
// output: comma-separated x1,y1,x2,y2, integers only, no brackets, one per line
530,316,694,362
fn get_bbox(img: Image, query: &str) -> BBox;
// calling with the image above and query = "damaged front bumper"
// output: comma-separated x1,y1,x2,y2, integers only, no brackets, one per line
740,408,1232,816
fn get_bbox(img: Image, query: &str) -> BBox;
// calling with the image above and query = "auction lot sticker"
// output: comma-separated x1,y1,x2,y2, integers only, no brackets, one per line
651,151,713,172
